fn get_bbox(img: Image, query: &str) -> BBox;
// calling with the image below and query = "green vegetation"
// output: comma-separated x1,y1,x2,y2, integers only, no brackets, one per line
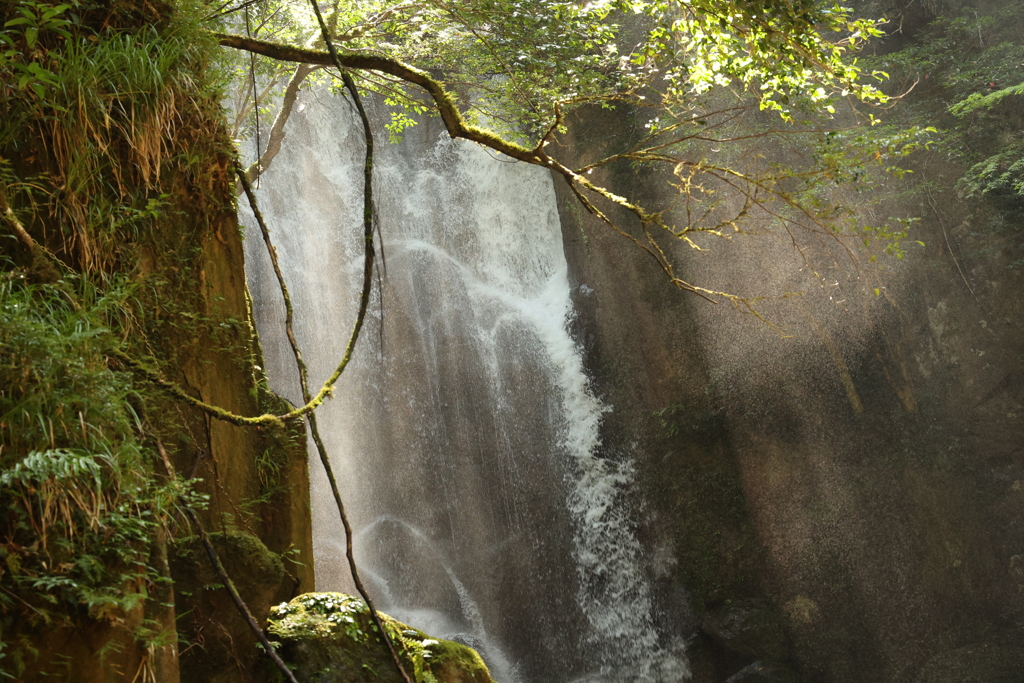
0,274,203,677
0,0,304,678
225,0,934,300
228,0,891,132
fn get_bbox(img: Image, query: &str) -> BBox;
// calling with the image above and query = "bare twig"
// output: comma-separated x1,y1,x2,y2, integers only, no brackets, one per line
0,180,76,277
184,508,300,683
926,191,977,300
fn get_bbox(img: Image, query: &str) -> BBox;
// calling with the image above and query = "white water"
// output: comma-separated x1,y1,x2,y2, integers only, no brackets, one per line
241,88,688,682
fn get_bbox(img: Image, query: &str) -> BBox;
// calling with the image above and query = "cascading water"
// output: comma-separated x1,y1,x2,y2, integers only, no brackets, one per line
240,88,688,682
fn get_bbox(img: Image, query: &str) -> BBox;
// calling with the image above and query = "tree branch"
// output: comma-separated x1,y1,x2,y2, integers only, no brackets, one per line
0,179,72,277
215,32,539,163
0,189,39,253
241,63,317,187
215,31,741,297
107,349,284,426
216,29,880,311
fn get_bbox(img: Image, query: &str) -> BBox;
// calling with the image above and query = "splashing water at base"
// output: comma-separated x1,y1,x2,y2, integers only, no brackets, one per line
241,88,689,682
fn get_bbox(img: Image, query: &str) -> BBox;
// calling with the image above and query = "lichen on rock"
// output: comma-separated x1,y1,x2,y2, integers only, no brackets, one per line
266,592,496,683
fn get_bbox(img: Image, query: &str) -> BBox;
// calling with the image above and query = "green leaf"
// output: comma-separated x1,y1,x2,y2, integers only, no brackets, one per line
41,5,72,21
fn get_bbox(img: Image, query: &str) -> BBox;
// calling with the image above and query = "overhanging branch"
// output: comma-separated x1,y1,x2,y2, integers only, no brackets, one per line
215,31,836,311
216,33,679,258
216,32,539,163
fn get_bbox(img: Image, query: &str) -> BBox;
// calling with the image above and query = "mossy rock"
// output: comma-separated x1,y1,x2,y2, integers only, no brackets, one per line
266,592,496,683
170,530,286,597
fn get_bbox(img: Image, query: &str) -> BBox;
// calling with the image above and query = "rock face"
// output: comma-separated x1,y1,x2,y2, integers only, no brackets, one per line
265,593,496,683
914,641,1024,683
699,599,788,663
0,3,313,680
549,18,1024,682
170,532,291,683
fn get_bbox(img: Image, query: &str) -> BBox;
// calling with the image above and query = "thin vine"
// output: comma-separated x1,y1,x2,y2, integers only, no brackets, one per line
305,3,413,681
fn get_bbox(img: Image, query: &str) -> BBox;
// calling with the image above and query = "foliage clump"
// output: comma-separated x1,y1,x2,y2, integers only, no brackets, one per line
0,273,205,678
0,0,282,679
1,0,225,272
221,0,938,302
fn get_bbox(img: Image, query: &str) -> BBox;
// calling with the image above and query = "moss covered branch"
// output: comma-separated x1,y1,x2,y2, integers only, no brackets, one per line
215,32,529,155
106,349,284,426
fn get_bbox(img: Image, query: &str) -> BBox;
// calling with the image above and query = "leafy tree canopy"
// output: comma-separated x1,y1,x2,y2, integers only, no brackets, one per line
222,0,889,130
214,0,930,300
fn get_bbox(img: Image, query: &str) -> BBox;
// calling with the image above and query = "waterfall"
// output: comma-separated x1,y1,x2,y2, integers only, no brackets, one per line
241,88,689,682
